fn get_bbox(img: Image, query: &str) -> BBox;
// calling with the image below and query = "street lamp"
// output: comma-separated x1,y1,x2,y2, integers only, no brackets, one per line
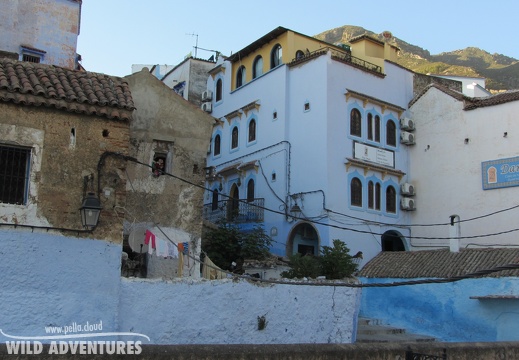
79,174,102,229
80,192,102,229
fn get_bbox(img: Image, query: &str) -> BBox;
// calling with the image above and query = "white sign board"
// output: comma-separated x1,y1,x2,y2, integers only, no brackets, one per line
354,142,394,168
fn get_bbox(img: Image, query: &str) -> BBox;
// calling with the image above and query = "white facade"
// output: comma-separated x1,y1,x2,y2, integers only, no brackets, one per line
202,29,418,266
408,86,519,249
432,75,490,97
132,57,216,107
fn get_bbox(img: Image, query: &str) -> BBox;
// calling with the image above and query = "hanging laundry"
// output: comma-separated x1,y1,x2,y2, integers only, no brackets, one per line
144,230,156,254
167,242,179,258
182,242,189,255
155,237,169,258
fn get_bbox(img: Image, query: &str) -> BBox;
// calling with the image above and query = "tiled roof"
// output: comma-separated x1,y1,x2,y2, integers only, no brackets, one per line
358,248,519,278
464,90,519,110
409,83,519,111
0,58,135,121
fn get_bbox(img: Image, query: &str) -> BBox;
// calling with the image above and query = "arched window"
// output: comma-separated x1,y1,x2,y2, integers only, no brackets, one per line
231,127,238,149
213,134,221,156
215,78,223,101
368,181,382,210
247,179,255,202
351,177,362,207
375,183,381,210
248,119,256,142
295,50,305,60
367,113,373,140
270,44,282,69
211,189,219,211
386,185,396,213
375,115,381,142
253,56,263,79
350,108,361,137
386,120,396,146
368,181,374,209
236,66,246,88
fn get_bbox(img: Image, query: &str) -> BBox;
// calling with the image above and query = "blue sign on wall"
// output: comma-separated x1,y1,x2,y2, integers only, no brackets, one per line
482,156,519,190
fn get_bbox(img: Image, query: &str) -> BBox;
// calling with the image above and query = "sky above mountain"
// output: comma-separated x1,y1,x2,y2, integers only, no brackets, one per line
77,0,519,77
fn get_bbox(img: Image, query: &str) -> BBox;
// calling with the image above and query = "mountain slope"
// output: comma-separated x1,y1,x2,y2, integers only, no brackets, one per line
314,25,519,92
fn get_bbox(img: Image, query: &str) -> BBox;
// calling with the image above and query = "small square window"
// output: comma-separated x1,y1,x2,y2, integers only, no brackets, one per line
304,101,310,112
273,111,278,120
271,172,276,182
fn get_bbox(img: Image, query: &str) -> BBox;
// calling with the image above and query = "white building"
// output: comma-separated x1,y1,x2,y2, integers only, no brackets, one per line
429,74,491,97
132,56,216,107
201,27,420,266
408,85,519,250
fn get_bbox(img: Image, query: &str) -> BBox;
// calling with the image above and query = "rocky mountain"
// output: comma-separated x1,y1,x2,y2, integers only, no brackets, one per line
314,25,519,92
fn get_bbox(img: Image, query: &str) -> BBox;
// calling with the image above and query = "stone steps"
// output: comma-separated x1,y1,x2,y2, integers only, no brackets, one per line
356,317,436,343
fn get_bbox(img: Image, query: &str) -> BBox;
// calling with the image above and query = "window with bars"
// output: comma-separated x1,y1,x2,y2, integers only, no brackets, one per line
22,54,41,63
0,145,31,205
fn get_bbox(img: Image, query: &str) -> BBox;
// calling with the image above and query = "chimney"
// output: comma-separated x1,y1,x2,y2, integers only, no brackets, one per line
449,215,460,253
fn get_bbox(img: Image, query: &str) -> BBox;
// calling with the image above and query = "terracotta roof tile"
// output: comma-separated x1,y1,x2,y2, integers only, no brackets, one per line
0,58,135,121
358,248,519,278
464,90,519,110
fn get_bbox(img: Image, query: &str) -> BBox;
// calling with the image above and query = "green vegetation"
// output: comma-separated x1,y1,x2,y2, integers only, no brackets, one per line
202,224,272,272
281,239,358,280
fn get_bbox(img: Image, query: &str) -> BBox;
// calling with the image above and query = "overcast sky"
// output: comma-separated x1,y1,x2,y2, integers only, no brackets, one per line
77,0,519,77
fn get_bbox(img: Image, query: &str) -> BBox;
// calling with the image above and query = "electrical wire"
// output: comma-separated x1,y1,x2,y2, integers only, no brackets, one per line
102,151,519,288
154,222,519,288
99,152,519,244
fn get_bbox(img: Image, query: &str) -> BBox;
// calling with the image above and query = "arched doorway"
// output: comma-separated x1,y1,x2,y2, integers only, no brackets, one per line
381,230,406,251
227,184,240,221
286,222,319,256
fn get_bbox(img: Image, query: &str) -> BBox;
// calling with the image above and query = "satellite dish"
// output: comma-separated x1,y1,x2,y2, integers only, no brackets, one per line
128,228,148,253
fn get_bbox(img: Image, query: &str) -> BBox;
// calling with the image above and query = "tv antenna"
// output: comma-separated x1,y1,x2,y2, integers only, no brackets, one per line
186,32,199,58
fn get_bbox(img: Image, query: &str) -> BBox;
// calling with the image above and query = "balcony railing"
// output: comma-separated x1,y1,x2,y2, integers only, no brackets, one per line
203,198,265,224
288,47,383,75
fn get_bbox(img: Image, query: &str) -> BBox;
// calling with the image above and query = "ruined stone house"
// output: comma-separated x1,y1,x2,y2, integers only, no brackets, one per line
122,69,214,279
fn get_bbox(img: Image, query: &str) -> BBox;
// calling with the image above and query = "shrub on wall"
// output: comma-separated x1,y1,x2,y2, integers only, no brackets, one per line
281,239,358,280
202,224,272,272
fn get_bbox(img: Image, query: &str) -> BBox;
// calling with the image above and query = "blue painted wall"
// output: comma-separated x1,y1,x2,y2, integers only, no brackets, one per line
0,230,122,339
0,229,361,344
359,277,519,342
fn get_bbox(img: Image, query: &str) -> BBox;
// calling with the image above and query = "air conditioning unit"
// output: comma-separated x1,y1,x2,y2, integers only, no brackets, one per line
201,102,212,113
401,197,416,211
401,183,415,196
400,131,415,145
202,90,213,101
400,117,415,131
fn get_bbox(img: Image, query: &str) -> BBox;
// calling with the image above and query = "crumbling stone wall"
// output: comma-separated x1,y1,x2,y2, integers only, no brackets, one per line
0,102,130,242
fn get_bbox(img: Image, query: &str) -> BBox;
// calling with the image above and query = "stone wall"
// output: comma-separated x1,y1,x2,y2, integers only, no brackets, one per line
414,73,462,97
0,103,130,243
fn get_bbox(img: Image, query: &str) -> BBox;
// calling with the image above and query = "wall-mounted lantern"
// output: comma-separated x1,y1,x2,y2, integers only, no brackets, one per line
79,174,102,229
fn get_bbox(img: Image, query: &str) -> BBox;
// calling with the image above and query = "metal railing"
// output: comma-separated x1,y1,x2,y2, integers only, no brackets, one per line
289,47,383,75
203,198,265,224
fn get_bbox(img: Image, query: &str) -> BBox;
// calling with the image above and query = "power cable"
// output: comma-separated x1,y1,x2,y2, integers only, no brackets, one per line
98,152,519,244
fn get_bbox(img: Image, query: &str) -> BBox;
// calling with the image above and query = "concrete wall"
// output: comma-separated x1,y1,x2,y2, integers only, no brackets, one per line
359,276,519,342
0,229,360,345
0,0,80,69
118,278,360,344
408,87,519,248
